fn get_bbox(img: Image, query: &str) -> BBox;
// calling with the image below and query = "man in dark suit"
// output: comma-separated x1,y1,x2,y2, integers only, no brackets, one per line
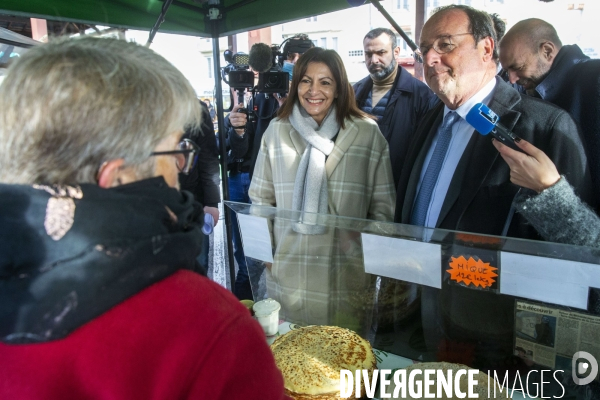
395,4,592,370
396,4,591,237
500,19,600,208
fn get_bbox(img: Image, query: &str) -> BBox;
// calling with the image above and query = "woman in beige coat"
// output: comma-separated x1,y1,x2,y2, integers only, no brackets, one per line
249,48,399,330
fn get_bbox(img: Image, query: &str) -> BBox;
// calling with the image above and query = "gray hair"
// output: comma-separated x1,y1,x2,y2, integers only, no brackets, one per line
0,36,201,185
364,28,398,51
431,4,501,64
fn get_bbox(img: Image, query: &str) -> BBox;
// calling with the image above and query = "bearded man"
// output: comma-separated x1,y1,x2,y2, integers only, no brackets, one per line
354,27,438,188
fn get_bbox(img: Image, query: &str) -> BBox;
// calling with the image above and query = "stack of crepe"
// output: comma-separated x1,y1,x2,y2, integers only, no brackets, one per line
271,326,376,399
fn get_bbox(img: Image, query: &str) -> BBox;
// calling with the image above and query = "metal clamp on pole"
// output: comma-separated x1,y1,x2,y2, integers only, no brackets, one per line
208,7,221,20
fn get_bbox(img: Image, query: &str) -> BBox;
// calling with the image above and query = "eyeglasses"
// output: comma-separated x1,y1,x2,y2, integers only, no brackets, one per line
151,138,199,174
419,33,473,58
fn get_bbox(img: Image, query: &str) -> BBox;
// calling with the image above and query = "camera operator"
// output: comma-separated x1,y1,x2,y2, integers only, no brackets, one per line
226,86,286,301
281,34,310,80
226,36,313,300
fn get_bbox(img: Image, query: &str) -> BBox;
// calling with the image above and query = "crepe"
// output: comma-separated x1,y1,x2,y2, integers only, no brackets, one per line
382,362,512,400
271,325,376,400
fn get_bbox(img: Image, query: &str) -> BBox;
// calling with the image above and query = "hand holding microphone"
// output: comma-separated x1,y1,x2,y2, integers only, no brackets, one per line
492,138,561,193
466,103,522,151
466,102,560,192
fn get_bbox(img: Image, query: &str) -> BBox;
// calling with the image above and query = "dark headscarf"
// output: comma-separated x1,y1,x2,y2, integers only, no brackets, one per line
0,177,204,343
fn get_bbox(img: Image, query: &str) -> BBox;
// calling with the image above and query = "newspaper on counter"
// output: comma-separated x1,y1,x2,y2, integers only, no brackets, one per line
515,300,600,372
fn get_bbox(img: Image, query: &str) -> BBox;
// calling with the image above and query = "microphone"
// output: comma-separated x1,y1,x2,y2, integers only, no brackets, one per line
466,103,522,151
248,43,273,73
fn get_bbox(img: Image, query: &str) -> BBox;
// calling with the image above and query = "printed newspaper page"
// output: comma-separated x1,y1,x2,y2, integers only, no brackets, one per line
515,301,600,370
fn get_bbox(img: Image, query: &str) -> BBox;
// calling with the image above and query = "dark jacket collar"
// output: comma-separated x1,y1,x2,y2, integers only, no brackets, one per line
355,65,414,107
0,177,204,343
535,44,589,102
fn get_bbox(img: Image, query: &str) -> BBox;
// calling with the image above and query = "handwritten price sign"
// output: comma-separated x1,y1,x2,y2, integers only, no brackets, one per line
447,256,498,289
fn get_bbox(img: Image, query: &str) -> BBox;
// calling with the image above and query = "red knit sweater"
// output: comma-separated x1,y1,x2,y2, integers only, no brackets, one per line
0,270,290,400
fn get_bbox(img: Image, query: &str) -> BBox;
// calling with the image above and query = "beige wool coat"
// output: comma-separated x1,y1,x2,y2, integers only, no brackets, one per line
249,115,395,221
248,115,397,330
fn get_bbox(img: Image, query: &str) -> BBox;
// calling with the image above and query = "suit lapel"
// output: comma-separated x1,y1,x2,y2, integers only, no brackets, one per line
400,102,445,223
435,129,494,227
436,78,523,228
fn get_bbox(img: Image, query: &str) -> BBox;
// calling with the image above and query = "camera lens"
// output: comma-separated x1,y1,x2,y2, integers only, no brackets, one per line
265,75,281,89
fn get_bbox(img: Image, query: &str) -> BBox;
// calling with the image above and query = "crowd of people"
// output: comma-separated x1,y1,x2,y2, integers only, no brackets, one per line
1,3,599,398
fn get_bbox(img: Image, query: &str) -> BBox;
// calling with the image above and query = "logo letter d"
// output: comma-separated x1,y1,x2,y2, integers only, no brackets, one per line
572,351,598,386
340,370,353,398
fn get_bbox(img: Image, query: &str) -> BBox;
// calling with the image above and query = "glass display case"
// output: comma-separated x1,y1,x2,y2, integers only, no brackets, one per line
226,201,600,399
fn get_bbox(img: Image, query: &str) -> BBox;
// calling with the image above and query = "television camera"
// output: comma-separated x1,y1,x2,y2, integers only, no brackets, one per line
221,36,313,124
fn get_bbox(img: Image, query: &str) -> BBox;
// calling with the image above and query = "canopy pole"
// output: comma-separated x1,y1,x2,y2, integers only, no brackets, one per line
146,0,174,47
208,4,237,292
370,0,423,64
414,0,425,80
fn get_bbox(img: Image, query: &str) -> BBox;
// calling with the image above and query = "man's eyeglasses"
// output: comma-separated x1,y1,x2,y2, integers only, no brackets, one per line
151,138,199,174
419,32,473,58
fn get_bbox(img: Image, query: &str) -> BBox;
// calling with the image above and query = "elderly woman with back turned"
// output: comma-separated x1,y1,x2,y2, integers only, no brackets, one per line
0,37,287,399
249,47,398,330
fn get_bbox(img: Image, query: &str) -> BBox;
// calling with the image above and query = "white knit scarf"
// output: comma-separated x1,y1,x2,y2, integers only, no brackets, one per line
288,102,340,234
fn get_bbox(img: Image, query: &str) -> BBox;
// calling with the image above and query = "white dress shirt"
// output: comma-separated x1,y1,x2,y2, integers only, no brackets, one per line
414,78,497,228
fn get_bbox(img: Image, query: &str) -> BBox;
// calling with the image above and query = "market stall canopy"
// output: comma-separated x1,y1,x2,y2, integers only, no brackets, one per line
0,0,355,37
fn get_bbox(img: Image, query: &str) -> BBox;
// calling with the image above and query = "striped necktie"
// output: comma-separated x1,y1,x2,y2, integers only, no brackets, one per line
410,111,460,227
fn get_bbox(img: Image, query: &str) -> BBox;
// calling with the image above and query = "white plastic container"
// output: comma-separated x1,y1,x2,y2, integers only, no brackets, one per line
253,298,281,336
202,213,214,235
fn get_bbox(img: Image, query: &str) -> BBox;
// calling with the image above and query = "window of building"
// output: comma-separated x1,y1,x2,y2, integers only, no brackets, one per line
332,37,338,51
349,50,364,57
207,57,212,79
397,0,409,9
312,39,318,47
320,37,327,48
305,16,317,22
